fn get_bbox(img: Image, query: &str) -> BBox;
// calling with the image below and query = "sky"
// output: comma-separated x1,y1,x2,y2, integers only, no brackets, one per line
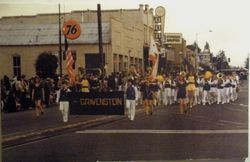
0,0,249,67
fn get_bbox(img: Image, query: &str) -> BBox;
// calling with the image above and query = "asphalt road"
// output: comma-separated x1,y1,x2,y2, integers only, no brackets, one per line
2,80,249,162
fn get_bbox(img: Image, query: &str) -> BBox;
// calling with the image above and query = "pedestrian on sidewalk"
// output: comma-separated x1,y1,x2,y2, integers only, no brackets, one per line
56,81,71,122
126,80,136,121
31,76,45,117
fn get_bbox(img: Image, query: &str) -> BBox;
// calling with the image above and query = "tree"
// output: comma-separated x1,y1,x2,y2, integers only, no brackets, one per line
245,57,249,69
213,50,230,71
186,42,201,53
35,51,58,78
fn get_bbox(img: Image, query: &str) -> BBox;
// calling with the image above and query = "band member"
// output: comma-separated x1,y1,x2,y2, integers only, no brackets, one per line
170,76,177,105
176,74,187,114
230,76,238,101
163,76,172,106
141,80,154,115
202,78,211,105
56,81,71,122
217,73,224,104
196,75,204,105
126,80,136,121
210,75,218,104
225,76,232,103
186,71,196,108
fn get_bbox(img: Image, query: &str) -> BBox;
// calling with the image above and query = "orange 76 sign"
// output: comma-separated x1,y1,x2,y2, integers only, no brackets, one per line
62,19,81,40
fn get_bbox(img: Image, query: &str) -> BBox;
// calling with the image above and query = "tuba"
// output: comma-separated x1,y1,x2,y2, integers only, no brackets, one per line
179,71,186,77
204,71,212,79
217,72,224,79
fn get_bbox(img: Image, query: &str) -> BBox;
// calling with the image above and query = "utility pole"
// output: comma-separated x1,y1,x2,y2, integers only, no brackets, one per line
0,82,2,162
97,4,104,76
59,4,62,77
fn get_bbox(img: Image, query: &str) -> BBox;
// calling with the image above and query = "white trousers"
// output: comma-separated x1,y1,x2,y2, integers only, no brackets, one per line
202,90,210,105
163,88,172,105
224,88,230,103
59,101,69,122
126,100,136,120
217,88,224,104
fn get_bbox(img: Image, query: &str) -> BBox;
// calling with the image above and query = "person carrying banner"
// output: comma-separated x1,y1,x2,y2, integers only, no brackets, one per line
56,81,71,122
126,80,136,121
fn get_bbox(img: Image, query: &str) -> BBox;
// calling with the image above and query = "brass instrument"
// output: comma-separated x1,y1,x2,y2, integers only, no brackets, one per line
179,71,186,76
204,71,212,79
216,72,224,79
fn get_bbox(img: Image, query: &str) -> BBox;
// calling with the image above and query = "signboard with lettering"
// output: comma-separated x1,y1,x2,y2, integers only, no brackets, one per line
69,91,125,115
62,19,81,40
165,33,182,44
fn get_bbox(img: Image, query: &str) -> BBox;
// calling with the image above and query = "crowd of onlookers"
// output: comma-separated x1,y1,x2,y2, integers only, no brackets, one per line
1,75,58,113
0,72,136,113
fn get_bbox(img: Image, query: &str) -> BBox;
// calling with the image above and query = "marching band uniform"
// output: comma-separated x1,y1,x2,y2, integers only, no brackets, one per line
126,81,136,121
217,78,225,104
163,78,172,105
224,77,231,103
202,79,211,105
196,77,204,105
210,77,217,104
231,77,237,101
171,78,177,104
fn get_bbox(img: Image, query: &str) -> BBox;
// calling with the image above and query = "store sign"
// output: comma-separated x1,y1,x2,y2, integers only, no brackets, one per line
69,91,125,115
62,19,81,40
165,33,182,44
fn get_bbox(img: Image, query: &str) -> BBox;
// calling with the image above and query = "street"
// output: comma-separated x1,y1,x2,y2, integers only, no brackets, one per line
2,80,248,162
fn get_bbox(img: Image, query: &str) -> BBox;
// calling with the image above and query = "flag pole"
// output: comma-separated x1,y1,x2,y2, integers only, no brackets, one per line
59,4,62,77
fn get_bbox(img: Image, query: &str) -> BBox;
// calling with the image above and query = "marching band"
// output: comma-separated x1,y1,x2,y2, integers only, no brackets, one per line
129,70,241,116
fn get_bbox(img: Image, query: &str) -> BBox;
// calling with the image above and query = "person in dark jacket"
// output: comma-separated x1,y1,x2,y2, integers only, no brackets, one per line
126,80,136,121
56,81,71,122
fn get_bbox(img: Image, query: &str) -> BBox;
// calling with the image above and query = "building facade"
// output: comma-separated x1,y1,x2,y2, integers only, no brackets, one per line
0,4,158,79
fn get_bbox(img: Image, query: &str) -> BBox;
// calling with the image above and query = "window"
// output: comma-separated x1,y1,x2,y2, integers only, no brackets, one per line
13,55,21,77
154,17,161,23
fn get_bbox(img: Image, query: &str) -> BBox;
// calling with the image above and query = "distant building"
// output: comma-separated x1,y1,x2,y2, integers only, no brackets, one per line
0,4,161,78
198,42,212,66
163,33,186,72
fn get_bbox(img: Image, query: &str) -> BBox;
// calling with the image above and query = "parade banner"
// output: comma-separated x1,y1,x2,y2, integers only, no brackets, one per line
69,91,125,115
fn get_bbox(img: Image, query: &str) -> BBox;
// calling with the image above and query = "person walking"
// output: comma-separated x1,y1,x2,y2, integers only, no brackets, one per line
176,74,187,114
186,71,196,108
31,76,45,117
56,81,71,122
126,80,136,121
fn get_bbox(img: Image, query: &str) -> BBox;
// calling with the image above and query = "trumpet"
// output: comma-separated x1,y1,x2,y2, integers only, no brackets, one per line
217,72,224,79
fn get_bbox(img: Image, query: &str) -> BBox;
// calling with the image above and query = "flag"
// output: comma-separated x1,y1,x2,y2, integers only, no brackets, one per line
66,49,76,85
148,36,159,78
